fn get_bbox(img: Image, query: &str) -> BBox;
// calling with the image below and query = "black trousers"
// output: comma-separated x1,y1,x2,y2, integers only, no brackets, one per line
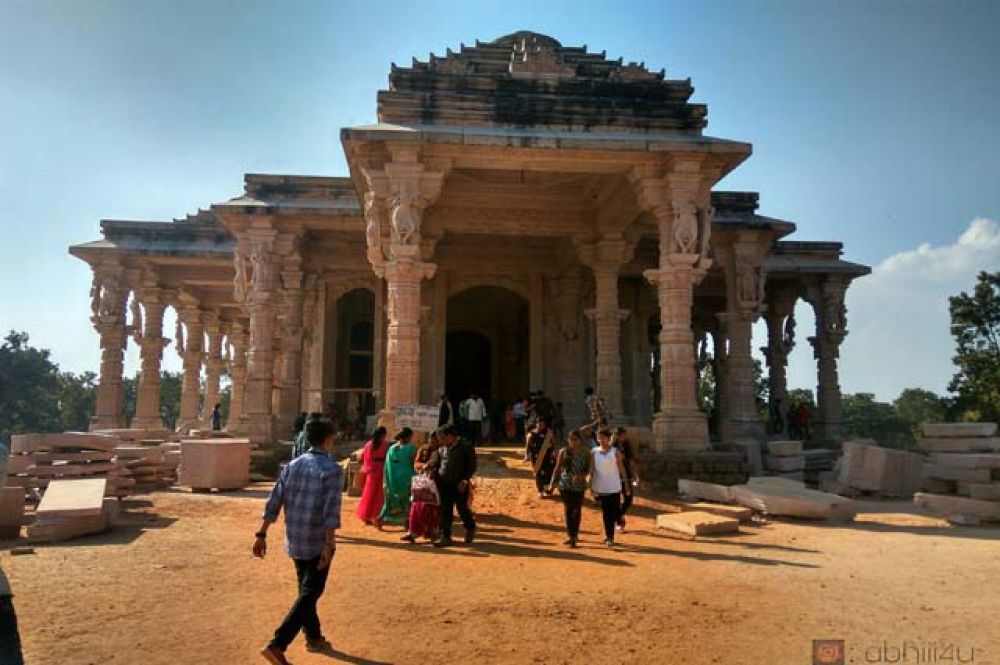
620,478,634,521
0,596,24,665
439,483,475,540
597,492,622,541
270,556,331,651
560,490,584,539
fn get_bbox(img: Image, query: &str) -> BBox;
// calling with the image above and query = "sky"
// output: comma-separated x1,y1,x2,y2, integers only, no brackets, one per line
0,0,998,402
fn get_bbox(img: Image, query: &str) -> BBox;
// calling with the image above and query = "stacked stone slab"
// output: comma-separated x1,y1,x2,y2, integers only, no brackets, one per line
915,422,1000,525
0,486,25,539
763,440,805,479
6,432,132,498
114,445,176,491
823,440,925,498
26,477,119,543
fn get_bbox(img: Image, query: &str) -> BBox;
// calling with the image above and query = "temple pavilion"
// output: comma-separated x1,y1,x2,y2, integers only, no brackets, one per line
70,31,869,450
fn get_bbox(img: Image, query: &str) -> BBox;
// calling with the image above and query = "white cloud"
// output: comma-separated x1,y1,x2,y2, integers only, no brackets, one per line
780,218,1000,402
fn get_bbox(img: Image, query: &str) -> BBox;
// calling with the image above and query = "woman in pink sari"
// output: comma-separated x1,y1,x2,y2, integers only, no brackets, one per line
356,426,389,527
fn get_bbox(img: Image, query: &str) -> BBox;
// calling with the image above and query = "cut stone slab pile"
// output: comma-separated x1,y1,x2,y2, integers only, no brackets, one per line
676,476,857,522
114,445,176,491
801,448,837,486
26,477,119,543
823,440,925,498
763,440,804,478
178,438,252,490
6,432,133,498
915,422,1000,525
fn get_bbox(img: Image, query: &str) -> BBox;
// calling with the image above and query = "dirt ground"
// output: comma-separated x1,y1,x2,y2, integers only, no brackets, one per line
5,448,1000,665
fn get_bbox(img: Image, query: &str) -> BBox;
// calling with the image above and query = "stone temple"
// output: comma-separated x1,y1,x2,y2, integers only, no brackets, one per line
69,31,869,451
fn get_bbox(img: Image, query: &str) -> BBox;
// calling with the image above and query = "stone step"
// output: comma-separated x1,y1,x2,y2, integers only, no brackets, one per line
914,492,1000,521
676,479,735,504
922,423,997,438
922,464,991,483
656,511,739,536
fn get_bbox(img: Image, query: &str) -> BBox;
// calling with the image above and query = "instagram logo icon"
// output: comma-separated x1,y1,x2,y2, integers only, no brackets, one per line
813,639,845,665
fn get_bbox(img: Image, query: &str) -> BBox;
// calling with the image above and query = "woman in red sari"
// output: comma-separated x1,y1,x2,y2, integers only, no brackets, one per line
356,426,389,527
401,432,442,543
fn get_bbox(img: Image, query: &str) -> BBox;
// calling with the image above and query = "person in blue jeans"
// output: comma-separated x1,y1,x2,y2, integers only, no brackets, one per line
254,419,342,665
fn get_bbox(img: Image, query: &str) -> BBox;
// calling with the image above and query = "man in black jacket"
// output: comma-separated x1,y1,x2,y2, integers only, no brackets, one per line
434,424,477,547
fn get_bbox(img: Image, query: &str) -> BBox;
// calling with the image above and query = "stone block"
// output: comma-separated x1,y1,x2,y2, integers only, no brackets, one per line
656,511,739,536
676,502,753,522
0,487,25,527
838,441,925,496
764,455,804,472
178,439,251,490
922,464,991,483
930,453,1000,469
11,432,121,454
677,479,734,504
922,423,997,438
918,437,1000,453
914,492,1000,521
766,440,803,457
747,476,805,489
732,440,763,476
27,497,118,543
731,483,857,521
37,478,107,518
920,477,957,494
968,484,1000,502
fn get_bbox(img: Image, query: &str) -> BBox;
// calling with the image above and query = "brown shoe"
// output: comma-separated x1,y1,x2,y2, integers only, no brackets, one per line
306,636,333,653
260,645,290,665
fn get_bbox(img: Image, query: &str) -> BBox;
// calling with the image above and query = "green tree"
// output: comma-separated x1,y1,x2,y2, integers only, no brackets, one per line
948,271,1000,423
787,388,815,407
893,388,947,441
842,392,910,448
159,371,183,430
57,370,97,432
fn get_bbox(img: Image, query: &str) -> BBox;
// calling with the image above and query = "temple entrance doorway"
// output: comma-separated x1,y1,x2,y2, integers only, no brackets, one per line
445,286,529,406
325,287,376,430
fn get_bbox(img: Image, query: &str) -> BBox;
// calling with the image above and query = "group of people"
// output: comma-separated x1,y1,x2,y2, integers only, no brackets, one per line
255,386,634,664
354,424,478,548
525,418,638,548
436,389,568,445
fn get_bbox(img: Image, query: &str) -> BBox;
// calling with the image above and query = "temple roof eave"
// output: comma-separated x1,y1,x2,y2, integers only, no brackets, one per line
341,122,751,157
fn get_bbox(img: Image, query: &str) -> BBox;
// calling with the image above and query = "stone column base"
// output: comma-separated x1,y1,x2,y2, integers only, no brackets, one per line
651,410,710,453
231,415,275,445
131,416,165,431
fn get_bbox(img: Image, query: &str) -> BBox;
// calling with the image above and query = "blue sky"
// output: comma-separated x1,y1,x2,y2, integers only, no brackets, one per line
1,0,998,401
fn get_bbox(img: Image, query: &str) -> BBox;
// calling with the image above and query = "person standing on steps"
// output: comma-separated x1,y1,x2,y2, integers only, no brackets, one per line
433,424,477,547
254,418,342,665
588,427,631,549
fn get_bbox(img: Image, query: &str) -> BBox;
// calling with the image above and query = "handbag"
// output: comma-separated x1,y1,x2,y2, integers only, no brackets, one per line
411,473,440,505
352,467,367,492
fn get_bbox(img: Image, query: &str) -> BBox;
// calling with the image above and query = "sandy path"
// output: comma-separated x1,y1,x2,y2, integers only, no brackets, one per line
5,450,999,665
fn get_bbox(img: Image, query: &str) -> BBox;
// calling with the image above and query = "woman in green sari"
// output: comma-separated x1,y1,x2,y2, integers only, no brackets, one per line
380,427,417,525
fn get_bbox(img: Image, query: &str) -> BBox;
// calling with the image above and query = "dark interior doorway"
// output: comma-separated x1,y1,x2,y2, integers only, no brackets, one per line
445,330,492,402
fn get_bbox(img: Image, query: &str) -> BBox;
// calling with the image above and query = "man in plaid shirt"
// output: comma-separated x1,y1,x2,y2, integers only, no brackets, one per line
254,418,342,664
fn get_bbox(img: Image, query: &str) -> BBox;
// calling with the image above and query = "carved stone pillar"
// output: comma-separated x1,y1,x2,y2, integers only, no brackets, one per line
132,284,170,430
201,313,224,428
89,263,130,430
632,163,713,451
239,225,280,443
176,303,204,428
761,289,798,420
372,278,386,409
275,235,305,437
360,147,446,420
300,274,324,413
581,237,632,422
552,268,584,425
529,272,545,390
806,277,849,443
715,235,769,442
227,323,248,429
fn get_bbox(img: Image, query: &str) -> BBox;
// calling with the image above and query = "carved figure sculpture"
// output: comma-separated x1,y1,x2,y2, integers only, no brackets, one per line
672,203,699,254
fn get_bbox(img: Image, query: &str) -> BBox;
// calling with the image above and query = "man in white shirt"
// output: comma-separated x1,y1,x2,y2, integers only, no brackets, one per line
463,393,487,444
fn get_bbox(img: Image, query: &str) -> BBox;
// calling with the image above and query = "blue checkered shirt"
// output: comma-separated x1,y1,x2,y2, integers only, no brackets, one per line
263,449,343,560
